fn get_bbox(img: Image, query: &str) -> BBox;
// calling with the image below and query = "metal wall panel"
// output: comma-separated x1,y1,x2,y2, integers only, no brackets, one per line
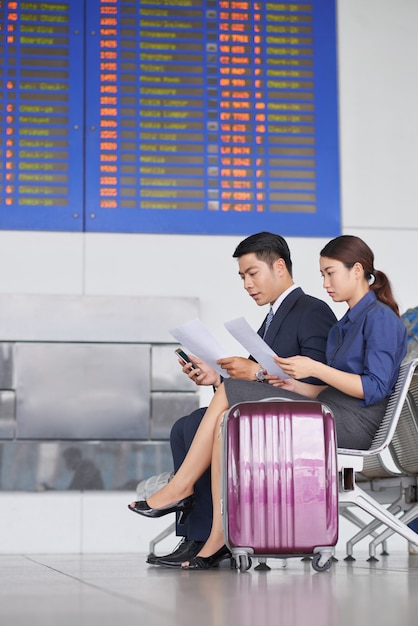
0,343,14,389
0,391,16,439
15,343,150,440
0,441,172,491
0,294,200,489
151,392,201,440
0,294,199,343
151,344,197,392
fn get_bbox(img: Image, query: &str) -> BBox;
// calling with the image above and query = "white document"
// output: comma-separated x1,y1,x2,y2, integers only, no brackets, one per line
224,317,290,379
169,318,230,377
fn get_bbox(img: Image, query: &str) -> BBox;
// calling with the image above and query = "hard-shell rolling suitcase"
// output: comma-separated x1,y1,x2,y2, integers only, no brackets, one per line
222,399,339,572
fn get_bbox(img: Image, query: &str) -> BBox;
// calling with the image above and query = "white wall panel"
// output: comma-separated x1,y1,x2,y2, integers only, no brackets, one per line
0,231,84,294
337,0,418,229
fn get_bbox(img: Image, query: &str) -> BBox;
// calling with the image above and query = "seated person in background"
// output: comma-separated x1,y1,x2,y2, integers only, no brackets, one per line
144,231,337,566
64,447,104,490
129,235,407,570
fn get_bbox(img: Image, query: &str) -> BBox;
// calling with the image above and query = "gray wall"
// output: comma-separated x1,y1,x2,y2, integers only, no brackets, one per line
0,295,200,490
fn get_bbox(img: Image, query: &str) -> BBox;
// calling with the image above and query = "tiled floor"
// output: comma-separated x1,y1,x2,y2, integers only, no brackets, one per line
1,551,418,626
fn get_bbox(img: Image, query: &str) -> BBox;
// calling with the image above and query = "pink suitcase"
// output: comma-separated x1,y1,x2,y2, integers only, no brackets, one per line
222,399,339,572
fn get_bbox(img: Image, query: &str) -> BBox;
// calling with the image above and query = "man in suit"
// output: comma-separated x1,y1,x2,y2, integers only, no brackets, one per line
150,231,337,567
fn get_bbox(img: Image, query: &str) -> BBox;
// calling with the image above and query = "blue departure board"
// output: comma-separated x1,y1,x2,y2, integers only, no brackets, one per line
1,1,340,236
0,0,85,231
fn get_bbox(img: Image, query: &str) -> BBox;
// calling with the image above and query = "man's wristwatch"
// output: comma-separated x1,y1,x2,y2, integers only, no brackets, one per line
255,367,265,382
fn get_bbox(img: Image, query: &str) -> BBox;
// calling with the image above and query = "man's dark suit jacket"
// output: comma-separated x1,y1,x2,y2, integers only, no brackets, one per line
257,287,337,384
170,287,337,541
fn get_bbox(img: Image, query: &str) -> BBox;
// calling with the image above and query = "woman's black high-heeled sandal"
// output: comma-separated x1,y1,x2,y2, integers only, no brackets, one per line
181,545,232,570
128,494,195,525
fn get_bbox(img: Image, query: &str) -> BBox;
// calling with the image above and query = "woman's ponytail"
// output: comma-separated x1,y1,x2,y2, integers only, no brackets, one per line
321,235,401,316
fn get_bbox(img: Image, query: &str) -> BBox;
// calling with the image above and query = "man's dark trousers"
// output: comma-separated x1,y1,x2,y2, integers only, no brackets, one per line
170,407,213,541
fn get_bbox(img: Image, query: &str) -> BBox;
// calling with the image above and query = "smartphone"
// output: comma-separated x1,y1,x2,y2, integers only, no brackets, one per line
175,348,197,370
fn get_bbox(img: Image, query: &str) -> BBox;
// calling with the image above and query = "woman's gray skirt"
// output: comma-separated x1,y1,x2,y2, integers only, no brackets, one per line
223,378,388,450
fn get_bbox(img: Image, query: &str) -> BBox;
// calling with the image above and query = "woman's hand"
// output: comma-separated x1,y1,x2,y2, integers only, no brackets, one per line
274,355,316,380
275,354,363,399
265,372,325,399
264,374,299,392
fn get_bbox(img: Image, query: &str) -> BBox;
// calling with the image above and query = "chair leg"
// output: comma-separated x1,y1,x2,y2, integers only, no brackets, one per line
340,506,384,560
147,522,176,559
364,479,418,559
339,484,418,553
340,506,368,530
343,498,404,559
368,503,418,559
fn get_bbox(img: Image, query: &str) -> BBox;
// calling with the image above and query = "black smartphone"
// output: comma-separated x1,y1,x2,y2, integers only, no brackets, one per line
175,348,197,370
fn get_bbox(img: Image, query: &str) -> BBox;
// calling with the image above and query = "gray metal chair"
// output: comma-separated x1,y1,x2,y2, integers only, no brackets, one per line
338,358,418,560
339,452,403,557
363,369,418,557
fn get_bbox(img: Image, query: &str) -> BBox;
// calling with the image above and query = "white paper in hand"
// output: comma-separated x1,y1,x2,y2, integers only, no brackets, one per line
224,317,290,379
169,318,229,377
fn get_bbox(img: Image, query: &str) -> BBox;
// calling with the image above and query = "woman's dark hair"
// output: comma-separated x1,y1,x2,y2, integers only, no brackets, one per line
320,235,400,316
233,232,293,276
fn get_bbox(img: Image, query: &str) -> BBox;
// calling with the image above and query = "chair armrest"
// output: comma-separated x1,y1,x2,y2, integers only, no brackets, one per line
337,447,365,456
337,453,364,472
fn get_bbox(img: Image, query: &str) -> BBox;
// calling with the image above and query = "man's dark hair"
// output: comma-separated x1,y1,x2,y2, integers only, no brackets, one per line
233,232,293,276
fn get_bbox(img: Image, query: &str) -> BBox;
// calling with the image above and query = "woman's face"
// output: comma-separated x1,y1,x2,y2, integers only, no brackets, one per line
320,256,364,308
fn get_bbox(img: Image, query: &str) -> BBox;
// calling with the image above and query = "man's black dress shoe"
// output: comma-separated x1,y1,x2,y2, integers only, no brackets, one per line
150,539,205,567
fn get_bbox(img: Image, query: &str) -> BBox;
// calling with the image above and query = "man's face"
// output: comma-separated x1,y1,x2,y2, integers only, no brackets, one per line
238,253,288,306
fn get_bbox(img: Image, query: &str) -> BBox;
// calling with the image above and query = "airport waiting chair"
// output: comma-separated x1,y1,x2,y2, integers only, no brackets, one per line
341,453,418,560
339,452,403,557
338,358,418,560
363,369,418,557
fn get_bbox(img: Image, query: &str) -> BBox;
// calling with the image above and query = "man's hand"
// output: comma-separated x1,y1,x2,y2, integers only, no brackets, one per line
177,354,221,387
216,356,260,380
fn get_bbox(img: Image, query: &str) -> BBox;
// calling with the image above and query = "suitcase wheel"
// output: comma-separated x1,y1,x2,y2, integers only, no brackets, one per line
311,553,333,573
235,555,252,572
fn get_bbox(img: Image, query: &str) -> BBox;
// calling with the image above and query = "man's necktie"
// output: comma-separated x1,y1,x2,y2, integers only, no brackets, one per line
263,307,274,339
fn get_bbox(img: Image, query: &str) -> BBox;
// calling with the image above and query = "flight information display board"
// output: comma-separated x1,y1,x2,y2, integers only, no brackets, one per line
0,0,84,231
1,1,340,236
